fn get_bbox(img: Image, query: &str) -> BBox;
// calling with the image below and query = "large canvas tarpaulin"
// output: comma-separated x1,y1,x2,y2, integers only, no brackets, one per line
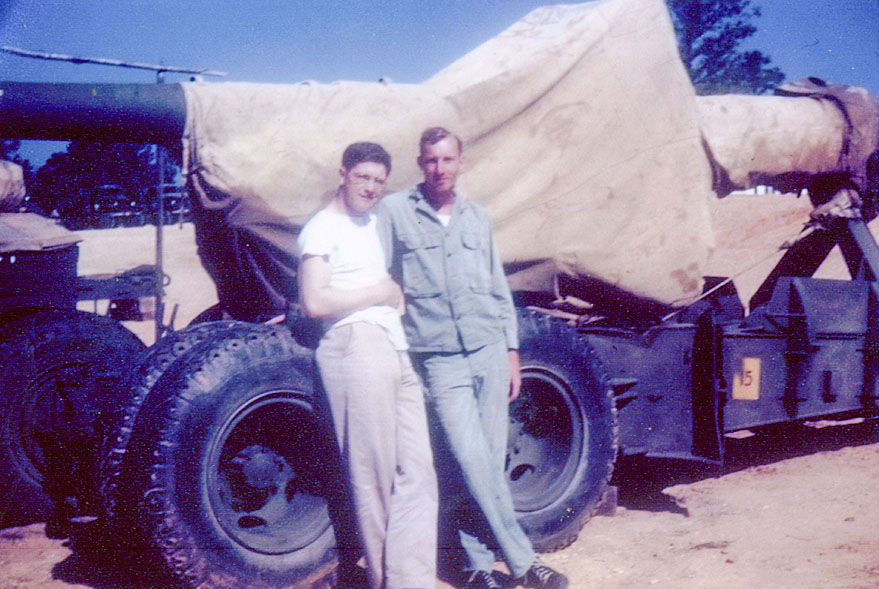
182,0,714,312
180,0,878,317
699,95,848,192
698,78,879,197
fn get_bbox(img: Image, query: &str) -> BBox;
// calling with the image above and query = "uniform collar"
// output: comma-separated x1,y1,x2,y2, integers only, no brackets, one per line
410,183,463,222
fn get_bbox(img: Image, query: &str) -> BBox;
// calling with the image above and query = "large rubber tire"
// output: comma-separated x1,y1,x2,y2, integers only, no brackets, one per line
508,309,617,552
99,320,246,522
187,304,225,326
0,310,145,527
123,324,338,588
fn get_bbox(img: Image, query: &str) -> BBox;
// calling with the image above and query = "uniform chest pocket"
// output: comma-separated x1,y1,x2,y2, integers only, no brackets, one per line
461,231,485,251
398,232,443,297
460,230,491,292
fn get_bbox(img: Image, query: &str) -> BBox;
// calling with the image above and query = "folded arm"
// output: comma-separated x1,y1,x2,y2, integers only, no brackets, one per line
298,254,402,319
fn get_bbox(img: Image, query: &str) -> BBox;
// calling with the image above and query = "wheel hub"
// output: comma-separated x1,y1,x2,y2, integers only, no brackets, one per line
209,392,334,555
231,445,291,491
507,367,584,512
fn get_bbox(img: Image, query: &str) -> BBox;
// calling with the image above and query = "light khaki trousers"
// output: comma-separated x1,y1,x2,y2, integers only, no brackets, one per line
413,341,535,578
316,322,438,589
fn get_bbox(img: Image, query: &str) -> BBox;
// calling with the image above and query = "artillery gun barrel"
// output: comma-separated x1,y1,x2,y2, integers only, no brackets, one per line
0,82,186,147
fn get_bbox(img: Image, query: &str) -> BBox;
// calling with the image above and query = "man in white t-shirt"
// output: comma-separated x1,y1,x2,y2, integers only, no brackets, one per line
298,142,437,589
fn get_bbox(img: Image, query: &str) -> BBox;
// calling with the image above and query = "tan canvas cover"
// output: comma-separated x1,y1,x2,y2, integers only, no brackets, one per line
0,213,80,253
698,95,847,193
698,79,879,196
182,0,714,309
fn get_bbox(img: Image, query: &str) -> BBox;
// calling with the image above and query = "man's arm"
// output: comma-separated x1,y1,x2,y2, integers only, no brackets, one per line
298,254,402,319
508,349,522,401
485,219,521,400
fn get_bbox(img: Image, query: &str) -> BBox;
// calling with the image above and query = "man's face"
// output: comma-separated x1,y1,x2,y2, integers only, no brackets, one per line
418,136,463,195
338,161,388,216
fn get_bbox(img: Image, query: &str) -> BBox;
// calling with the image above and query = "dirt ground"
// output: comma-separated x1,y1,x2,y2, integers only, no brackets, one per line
1,194,878,588
0,419,876,589
74,222,218,345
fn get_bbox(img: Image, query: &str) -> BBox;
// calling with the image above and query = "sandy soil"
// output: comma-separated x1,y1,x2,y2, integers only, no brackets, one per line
2,195,878,588
0,420,875,589
74,222,218,345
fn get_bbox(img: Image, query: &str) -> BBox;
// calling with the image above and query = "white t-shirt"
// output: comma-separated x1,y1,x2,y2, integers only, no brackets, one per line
297,206,408,350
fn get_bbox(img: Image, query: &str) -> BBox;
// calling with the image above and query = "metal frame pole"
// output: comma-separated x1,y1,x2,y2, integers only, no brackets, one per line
154,69,166,342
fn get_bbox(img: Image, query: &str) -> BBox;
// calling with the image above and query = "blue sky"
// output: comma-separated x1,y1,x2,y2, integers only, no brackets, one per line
2,1,877,163
745,0,878,92
0,1,567,85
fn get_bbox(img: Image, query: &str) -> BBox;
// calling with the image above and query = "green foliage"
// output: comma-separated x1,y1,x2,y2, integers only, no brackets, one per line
0,140,19,161
0,140,32,179
667,0,784,95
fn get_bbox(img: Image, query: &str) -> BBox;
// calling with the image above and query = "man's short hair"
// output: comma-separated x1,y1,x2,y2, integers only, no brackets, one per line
419,127,462,155
342,142,392,174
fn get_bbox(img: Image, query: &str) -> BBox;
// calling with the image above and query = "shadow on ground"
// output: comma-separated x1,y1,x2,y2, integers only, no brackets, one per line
611,418,879,516
49,519,183,589
6,420,876,588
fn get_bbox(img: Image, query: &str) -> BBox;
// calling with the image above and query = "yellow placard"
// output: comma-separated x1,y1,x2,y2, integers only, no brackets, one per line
732,357,761,400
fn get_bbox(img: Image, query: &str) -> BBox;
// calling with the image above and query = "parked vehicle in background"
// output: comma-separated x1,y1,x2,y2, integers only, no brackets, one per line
90,184,143,228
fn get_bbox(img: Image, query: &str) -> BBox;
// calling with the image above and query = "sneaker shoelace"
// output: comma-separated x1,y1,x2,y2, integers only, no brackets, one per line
468,570,501,589
530,565,556,584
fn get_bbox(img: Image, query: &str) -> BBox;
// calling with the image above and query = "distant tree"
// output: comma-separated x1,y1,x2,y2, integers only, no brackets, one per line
30,142,179,227
667,0,784,95
0,139,33,180
0,139,20,161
